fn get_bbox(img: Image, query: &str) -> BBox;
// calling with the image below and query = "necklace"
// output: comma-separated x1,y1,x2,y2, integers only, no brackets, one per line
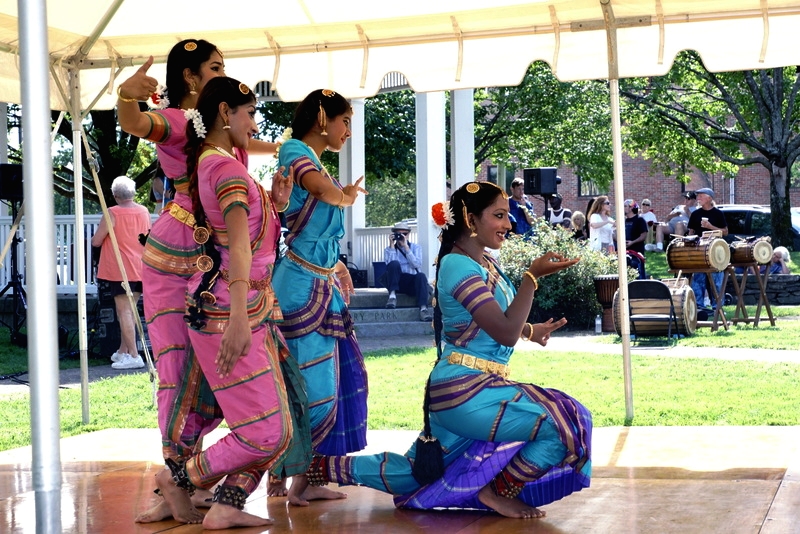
204,143,236,159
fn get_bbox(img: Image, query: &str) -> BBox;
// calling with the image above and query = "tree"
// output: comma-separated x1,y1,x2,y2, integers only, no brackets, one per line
620,52,800,247
475,61,614,187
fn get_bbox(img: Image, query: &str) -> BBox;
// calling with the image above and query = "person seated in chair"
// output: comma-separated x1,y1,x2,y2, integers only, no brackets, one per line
381,221,432,321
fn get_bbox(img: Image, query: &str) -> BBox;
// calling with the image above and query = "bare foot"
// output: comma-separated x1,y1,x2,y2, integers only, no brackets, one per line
288,475,310,506
134,499,172,523
301,485,347,502
268,475,288,497
477,484,545,519
154,468,204,524
202,503,273,530
192,488,214,508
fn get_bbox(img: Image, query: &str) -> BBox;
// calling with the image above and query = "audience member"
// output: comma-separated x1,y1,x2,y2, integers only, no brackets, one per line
587,195,615,254
623,199,648,278
508,178,535,235
654,191,696,251
381,221,432,321
545,193,571,228
570,211,587,240
639,198,658,249
762,246,791,275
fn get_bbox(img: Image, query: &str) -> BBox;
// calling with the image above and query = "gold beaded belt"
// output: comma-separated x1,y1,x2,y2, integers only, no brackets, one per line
220,269,270,291
447,351,510,378
286,250,335,276
168,202,196,228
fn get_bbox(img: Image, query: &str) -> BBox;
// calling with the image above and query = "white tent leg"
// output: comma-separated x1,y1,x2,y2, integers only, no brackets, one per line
21,0,63,530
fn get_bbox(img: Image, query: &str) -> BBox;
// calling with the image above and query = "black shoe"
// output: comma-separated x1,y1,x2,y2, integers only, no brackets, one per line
386,296,396,309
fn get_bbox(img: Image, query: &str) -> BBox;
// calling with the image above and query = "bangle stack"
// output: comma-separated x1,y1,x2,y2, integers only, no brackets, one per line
523,271,539,291
116,86,138,103
520,323,534,342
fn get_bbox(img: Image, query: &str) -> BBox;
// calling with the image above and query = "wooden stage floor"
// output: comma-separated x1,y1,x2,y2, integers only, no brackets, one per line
1,427,798,533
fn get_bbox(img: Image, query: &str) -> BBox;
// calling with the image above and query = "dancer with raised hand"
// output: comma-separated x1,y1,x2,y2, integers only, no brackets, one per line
300,181,592,520
153,76,292,529
271,89,369,505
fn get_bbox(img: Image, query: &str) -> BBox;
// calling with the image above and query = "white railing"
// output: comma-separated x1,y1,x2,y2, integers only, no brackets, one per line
0,214,410,293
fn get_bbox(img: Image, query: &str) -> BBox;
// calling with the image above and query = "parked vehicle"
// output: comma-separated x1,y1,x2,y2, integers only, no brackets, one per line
716,204,800,249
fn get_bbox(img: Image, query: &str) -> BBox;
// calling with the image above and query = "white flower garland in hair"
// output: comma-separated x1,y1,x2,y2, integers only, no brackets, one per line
147,84,169,110
275,127,293,158
184,108,206,138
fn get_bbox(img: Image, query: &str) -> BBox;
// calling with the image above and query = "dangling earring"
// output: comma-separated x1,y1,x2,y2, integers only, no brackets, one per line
222,120,231,130
318,102,328,136
462,204,477,238
189,81,197,95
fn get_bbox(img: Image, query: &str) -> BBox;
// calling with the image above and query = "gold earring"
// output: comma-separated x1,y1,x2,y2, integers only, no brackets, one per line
318,102,328,136
189,81,197,95
223,120,230,130
462,204,477,237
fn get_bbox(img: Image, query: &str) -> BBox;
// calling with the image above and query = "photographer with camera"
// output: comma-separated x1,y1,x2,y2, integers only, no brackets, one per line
380,221,432,321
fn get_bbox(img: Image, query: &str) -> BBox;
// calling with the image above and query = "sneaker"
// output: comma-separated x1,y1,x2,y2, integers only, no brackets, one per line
112,353,144,370
656,243,664,252
385,296,396,309
110,351,124,363
419,308,433,322
644,244,655,252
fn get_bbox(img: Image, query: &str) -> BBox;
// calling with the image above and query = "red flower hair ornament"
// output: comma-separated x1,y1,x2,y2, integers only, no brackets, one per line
431,201,455,230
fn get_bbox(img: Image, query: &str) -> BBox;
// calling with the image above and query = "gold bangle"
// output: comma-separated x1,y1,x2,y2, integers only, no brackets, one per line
227,278,251,291
520,323,534,342
523,271,539,291
116,86,138,103
338,189,346,207
276,200,289,213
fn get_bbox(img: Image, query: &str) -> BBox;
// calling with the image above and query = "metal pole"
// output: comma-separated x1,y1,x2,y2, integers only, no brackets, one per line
19,0,62,531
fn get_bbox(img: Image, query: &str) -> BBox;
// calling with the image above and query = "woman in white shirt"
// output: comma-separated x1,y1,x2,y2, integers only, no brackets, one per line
588,195,615,253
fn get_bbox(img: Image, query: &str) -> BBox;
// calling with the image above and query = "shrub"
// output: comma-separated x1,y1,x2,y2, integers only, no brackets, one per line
498,219,635,329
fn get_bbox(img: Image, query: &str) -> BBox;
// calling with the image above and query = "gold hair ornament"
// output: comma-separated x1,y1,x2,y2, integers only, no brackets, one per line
239,83,250,95
184,42,198,52
321,89,336,97
462,203,477,238
466,183,480,194
318,102,328,136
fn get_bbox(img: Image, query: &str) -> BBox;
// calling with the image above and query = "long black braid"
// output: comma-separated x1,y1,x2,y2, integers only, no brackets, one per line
413,181,505,485
183,77,257,329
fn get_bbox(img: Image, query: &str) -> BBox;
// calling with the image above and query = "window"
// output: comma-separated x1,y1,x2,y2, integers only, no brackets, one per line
578,174,607,197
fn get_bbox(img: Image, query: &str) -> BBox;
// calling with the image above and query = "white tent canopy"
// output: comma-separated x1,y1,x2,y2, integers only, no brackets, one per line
10,1,800,530
3,0,800,108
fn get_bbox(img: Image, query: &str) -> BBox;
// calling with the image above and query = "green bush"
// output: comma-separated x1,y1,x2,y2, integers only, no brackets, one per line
498,219,635,329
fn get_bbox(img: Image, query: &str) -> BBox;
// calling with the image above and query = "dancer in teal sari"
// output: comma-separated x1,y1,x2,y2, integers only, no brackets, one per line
302,181,592,520
272,89,368,505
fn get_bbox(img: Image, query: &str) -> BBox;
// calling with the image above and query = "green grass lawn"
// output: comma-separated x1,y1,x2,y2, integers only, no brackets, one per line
3,339,799,452
645,249,800,280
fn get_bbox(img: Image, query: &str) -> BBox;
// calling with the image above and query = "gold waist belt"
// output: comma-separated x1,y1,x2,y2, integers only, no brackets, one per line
447,352,510,378
286,250,335,276
167,202,196,228
220,268,271,291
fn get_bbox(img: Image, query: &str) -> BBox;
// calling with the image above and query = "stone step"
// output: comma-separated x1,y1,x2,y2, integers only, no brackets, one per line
354,319,434,338
349,288,420,310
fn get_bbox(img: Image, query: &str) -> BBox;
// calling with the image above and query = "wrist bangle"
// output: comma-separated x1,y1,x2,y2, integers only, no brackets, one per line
227,278,251,291
520,323,534,342
338,189,346,207
276,200,289,213
116,86,138,103
523,271,539,291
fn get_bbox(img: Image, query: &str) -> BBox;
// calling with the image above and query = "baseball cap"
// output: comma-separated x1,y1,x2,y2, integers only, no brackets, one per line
683,191,697,200
695,188,715,198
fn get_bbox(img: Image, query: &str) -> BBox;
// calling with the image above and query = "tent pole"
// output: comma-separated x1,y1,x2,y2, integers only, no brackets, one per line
20,0,63,530
69,68,91,424
601,0,634,421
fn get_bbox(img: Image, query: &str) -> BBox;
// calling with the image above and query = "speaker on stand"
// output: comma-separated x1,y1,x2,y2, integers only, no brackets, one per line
0,163,26,347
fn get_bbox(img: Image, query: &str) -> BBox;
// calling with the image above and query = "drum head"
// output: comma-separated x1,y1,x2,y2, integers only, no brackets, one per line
752,240,773,264
708,239,731,270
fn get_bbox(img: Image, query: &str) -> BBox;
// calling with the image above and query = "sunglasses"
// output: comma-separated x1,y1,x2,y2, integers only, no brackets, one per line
603,201,611,205
642,203,651,206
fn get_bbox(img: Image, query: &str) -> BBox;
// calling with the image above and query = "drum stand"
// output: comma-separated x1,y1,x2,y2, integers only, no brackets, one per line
670,268,729,332
727,263,775,327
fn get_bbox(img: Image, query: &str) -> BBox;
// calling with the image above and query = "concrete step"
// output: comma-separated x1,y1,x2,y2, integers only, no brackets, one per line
349,288,419,310
354,319,433,338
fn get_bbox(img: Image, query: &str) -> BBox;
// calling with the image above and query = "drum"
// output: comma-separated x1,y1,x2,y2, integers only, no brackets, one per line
666,236,730,272
612,285,697,337
593,274,619,309
730,237,773,265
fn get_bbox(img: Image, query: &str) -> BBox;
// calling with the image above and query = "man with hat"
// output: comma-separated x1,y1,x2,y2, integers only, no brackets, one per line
653,190,697,251
687,187,728,307
381,221,432,321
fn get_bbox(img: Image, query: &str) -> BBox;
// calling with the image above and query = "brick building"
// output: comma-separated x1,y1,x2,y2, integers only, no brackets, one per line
479,154,799,223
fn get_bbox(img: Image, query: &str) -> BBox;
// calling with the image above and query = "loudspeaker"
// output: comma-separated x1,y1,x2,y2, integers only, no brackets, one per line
0,163,23,201
523,167,558,196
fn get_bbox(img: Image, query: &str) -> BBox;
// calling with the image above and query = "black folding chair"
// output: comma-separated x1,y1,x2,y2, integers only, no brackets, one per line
627,280,680,344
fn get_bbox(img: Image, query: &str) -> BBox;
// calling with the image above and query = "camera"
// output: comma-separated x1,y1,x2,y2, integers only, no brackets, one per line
392,232,405,241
